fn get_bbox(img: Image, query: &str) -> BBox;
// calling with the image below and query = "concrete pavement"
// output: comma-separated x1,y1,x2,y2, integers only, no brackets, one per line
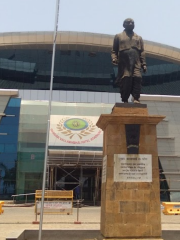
1,206,180,240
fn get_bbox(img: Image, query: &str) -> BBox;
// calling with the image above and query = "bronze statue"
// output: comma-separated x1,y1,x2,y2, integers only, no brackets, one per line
111,18,147,103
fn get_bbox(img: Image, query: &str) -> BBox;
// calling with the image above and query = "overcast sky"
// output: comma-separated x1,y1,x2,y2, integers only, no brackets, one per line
0,0,179,48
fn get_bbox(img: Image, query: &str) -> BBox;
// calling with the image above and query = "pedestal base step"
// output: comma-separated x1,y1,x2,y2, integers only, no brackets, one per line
102,239,163,240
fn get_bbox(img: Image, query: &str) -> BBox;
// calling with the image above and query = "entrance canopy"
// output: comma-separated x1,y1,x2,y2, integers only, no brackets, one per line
48,149,103,168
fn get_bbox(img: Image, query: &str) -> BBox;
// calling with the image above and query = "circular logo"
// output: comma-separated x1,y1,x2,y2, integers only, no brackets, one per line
64,118,88,131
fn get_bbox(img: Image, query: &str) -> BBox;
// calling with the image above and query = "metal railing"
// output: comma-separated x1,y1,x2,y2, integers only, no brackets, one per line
11,193,35,204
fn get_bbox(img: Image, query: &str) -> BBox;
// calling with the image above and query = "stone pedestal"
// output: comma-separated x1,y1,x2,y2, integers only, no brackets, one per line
96,103,165,240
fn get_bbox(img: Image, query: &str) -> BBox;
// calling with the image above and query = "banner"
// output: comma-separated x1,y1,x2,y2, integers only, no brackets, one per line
37,201,72,209
49,115,103,147
36,201,72,214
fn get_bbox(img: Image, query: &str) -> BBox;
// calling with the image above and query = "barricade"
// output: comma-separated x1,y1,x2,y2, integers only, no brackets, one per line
0,201,4,214
34,190,73,222
162,202,180,215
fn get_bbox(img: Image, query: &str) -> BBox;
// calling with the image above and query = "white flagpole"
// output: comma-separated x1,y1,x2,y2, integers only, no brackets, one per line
38,1,60,240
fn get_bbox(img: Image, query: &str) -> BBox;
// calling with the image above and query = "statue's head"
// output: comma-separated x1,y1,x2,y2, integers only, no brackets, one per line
123,18,134,31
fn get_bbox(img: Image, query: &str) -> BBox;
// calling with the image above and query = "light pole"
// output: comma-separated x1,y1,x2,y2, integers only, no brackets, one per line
38,1,60,240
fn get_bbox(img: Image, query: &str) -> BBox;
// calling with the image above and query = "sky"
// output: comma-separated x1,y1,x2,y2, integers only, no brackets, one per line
0,0,179,48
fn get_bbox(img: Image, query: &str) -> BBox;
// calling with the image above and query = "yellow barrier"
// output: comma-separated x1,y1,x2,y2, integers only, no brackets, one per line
35,190,73,215
162,202,180,215
35,190,73,200
0,201,4,214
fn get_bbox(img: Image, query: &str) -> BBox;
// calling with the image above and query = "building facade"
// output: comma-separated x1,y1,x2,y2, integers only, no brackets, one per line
0,31,180,202
0,90,20,198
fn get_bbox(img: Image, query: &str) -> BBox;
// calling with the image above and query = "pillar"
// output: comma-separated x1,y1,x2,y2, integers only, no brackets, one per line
96,103,165,240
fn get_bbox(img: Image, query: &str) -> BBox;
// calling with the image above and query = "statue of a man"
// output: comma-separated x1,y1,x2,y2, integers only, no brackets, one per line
111,18,147,103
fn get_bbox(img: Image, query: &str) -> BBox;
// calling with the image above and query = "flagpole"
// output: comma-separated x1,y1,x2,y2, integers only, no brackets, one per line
38,1,60,239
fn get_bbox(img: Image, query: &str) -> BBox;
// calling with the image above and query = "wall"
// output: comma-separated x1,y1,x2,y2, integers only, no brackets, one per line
17,90,180,201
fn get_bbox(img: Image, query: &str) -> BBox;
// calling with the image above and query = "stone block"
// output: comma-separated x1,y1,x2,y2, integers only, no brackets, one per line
101,200,105,210
106,155,114,167
113,200,121,213
140,135,157,145
146,213,161,225
152,168,160,178
106,167,114,179
135,224,152,237
143,190,151,201
101,238,163,240
101,210,105,221
151,222,162,236
140,124,157,136
114,182,124,190
152,177,160,188
151,156,159,169
149,201,161,213
138,182,151,190
120,201,136,213
101,185,106,197
139,145,158,155
123,189,132,200
113,213,123,222
115,190,124,201
149,192,156,201
123,213,146,224
112,105,148,115
136,201,150,213
105,201,114,213
103,223,114,237
107,145,126,155
105,212,114,223
105,179,114,190
105,189,115,201
117,224,138,237
125,182,138,190
131,189,144,201
106,125,122,144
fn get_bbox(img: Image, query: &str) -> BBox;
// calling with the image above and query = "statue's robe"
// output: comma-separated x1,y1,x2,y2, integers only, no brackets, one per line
111,30,146,85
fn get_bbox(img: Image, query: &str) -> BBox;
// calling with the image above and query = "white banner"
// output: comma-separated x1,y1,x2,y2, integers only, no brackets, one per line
37,201,72,209
114,154,152,182
49,115,103,147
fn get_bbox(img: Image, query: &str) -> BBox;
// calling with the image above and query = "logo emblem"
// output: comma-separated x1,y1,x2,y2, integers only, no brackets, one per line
57,117,96,139
64,118,88,131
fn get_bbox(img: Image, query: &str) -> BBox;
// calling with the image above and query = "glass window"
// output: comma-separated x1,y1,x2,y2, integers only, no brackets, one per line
5,144,17,153
0,144,5,152
0,48,179,95
0,96,20,197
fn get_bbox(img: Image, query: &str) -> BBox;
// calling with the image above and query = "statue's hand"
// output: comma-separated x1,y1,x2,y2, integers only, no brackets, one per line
112,59,118,65
142,65,147,73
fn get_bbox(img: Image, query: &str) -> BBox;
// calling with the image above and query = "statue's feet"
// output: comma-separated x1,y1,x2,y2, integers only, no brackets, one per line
134,99,140,104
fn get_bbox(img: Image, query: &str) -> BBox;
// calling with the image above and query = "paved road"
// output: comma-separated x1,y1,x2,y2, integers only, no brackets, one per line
1,206,180,240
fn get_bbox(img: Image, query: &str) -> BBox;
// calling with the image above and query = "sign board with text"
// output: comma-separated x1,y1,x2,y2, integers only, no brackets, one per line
37,201,72,214
114,154,152,182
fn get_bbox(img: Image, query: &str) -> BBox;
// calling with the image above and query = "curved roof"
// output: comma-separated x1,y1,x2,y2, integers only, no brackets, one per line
0,31,180,65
